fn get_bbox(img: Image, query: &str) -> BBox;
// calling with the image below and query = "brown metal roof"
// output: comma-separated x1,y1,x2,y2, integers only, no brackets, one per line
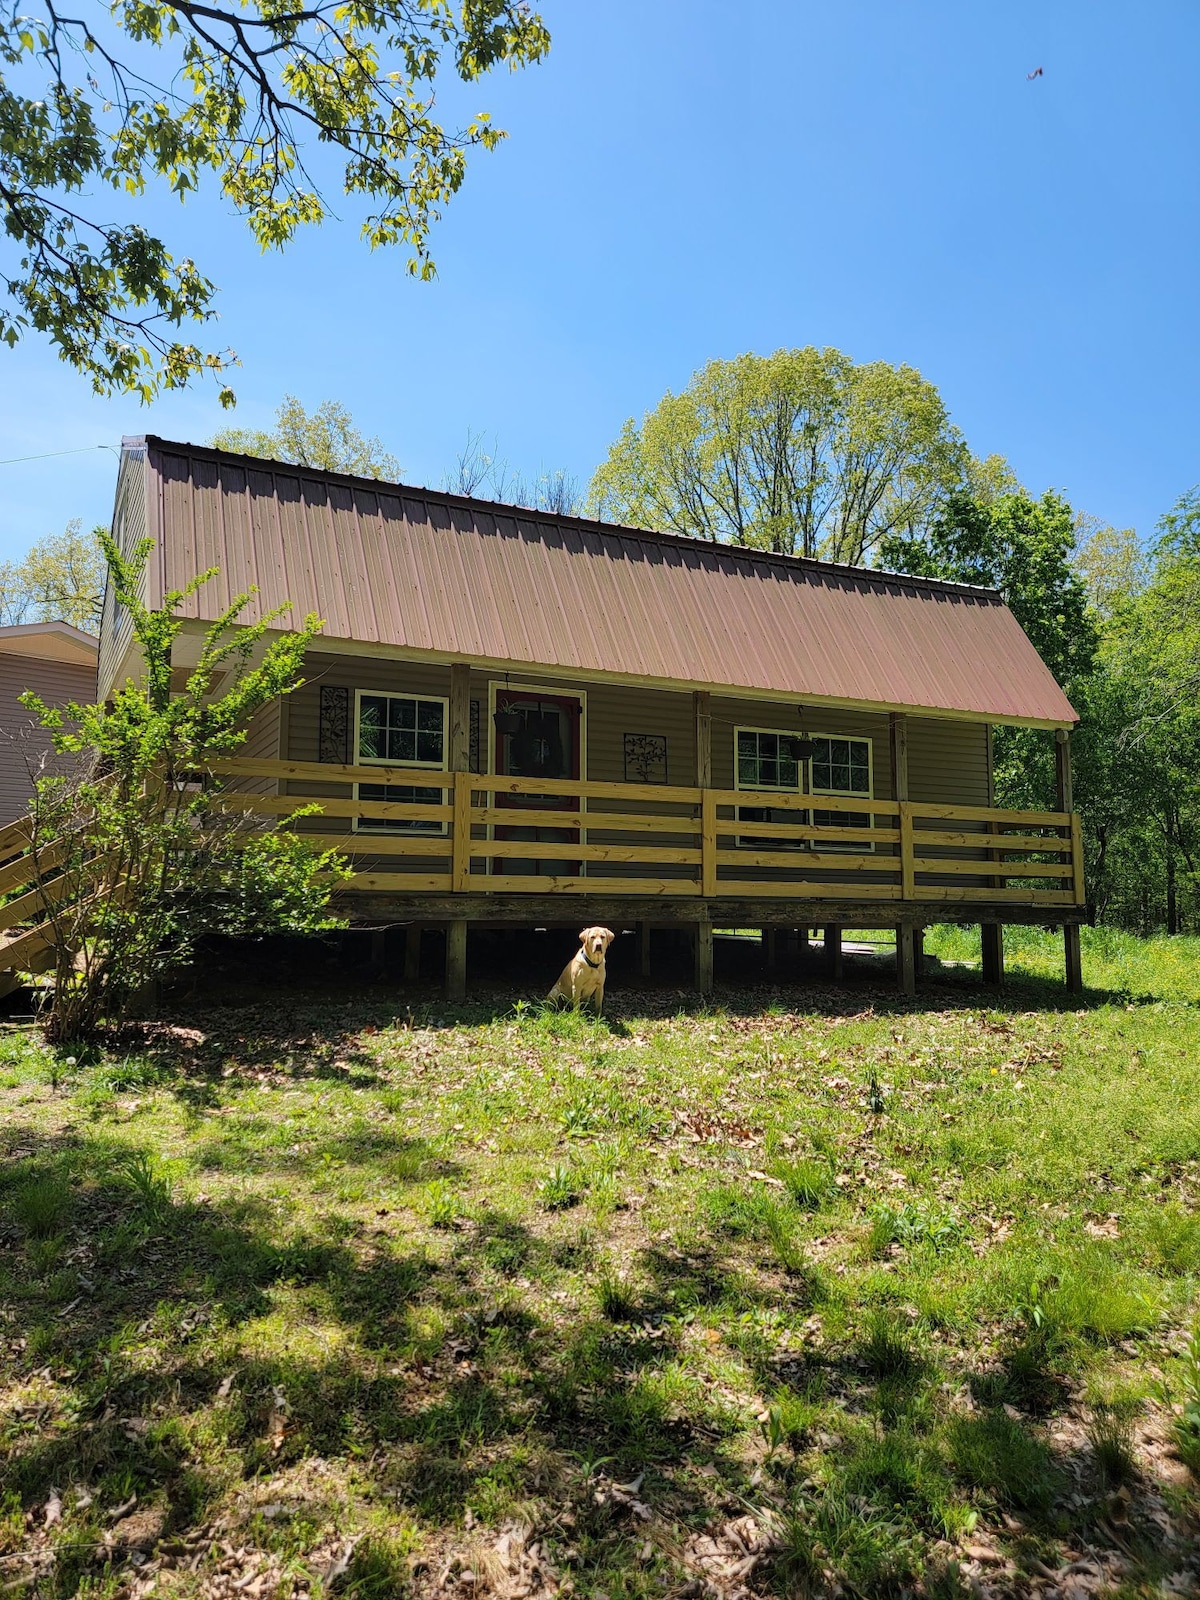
125,436,1077,727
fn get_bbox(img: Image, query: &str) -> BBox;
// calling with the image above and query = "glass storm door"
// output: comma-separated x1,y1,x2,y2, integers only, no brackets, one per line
492,690,583,877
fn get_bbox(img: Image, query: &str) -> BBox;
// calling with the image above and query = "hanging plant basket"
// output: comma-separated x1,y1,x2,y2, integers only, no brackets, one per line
785,737,816,763
493,707,521,735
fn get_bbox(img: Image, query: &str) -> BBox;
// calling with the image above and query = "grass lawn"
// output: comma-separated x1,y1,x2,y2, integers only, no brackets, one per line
2,926,1199,1599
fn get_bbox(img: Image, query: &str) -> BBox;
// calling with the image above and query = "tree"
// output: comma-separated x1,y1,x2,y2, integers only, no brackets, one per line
0,1,550,400
21,531,349,1039
881,489,1098,811
0,520,106,630
211,396,401,479
881,489,1097,690
445,428,582,514
587,348,968,562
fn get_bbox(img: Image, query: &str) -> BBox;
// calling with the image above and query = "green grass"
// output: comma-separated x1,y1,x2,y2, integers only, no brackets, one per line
1,924,1198,1597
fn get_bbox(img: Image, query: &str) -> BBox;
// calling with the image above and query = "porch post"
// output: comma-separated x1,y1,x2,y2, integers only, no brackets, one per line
695,918,714,996
1064,923,1083,994
889,713,909,802
895,924,917,996
1055,729,1073,813
449,663,472,774
981,923,1004,986
445,920,467,1002
694,691,712,789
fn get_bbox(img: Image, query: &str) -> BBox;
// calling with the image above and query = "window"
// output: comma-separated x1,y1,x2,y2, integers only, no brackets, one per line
354,691,447,833
809,735,873,848
735,728,803,848
732,728,874,850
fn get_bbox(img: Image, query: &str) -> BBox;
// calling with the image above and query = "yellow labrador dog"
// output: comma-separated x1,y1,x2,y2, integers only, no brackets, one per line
546,926,616,1013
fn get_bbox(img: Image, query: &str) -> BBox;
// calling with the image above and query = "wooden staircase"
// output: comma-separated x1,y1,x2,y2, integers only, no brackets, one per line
0,814,63,998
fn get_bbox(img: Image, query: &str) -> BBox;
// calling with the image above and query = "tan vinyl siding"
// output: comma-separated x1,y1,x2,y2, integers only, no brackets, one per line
0,654,96,821
280,651,1000,890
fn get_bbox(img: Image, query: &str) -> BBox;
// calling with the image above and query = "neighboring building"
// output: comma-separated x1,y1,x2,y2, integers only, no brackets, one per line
93,435,1086,996
0,620,98,820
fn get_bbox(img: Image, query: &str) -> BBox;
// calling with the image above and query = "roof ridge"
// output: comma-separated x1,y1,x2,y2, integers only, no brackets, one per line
128,435,1003,603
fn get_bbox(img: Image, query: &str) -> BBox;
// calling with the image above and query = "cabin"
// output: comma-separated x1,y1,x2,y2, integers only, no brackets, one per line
96,435,1086,998
0,620,98,819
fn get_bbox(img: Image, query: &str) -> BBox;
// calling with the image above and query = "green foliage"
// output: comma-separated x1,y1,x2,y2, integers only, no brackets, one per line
20,532,349,1038
210,396,401,480
0,1,549,398
868,1197,965,1255
0,519,106,630
587,347,968,562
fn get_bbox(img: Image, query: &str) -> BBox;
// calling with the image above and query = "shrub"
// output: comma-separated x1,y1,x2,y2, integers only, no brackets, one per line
20,530,349,1040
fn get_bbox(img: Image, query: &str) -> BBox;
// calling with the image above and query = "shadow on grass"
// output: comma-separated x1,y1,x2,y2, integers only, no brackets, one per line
2,1121,1194,1599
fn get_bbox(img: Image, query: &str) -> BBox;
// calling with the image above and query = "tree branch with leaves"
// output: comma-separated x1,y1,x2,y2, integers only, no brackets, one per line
0,0,549,399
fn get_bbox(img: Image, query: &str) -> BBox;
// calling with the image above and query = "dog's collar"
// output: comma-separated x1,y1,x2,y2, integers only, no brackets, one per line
582,952,602,968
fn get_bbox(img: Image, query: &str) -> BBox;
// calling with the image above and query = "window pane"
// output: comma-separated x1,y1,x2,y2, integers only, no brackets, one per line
416,731,442,764
359,782,443,832
417,701,442,733
391,728,417,763
738,754,759,786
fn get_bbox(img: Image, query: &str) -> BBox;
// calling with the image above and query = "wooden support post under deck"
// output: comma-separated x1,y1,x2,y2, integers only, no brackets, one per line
695,918,714,996
914,927,925,976
762,927,777,972
824,924,843,981
895,925,917,996
638,920,651,978
445,920,467,1002
1064,923,1083,994
404,925,422,983
981,923,1004,986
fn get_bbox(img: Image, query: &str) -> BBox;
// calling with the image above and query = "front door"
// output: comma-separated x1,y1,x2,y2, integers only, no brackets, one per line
492,689,583,876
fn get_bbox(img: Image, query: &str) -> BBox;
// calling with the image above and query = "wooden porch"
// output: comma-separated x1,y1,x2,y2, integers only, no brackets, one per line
209,754,1088,999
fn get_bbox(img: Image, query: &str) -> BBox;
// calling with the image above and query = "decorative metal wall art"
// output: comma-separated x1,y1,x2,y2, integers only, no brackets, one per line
319,686,350,763
624,733,668,784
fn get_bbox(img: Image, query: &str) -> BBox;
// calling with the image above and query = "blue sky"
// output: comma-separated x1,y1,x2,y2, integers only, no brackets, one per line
1,0,1197,562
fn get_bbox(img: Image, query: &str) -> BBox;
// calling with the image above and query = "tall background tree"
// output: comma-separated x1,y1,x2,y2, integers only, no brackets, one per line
0,519,105,630
587,348,968,561
211,397,401,479
0,0,549,400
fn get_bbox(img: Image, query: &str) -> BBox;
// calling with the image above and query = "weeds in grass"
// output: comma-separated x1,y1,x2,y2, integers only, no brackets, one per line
868,1196,965,1256
860,1308,922,1377
946,1411,1059,1513
539,1163,586,1210
115,1149,173,1217
425,1178,463,1229
594,1264,638,1321
10,1173,71,1237
1162,1326,1200,1477
768,1487,921,1596
771,1156,833,1210
1086,1388,1141,1487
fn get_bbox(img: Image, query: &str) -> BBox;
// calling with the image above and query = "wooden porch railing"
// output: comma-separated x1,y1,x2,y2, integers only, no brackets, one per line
206,757,1086,907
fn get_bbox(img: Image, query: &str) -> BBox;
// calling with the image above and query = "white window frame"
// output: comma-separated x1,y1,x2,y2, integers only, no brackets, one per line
733,725,806,849
807,732,874,852
352,688,449,835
